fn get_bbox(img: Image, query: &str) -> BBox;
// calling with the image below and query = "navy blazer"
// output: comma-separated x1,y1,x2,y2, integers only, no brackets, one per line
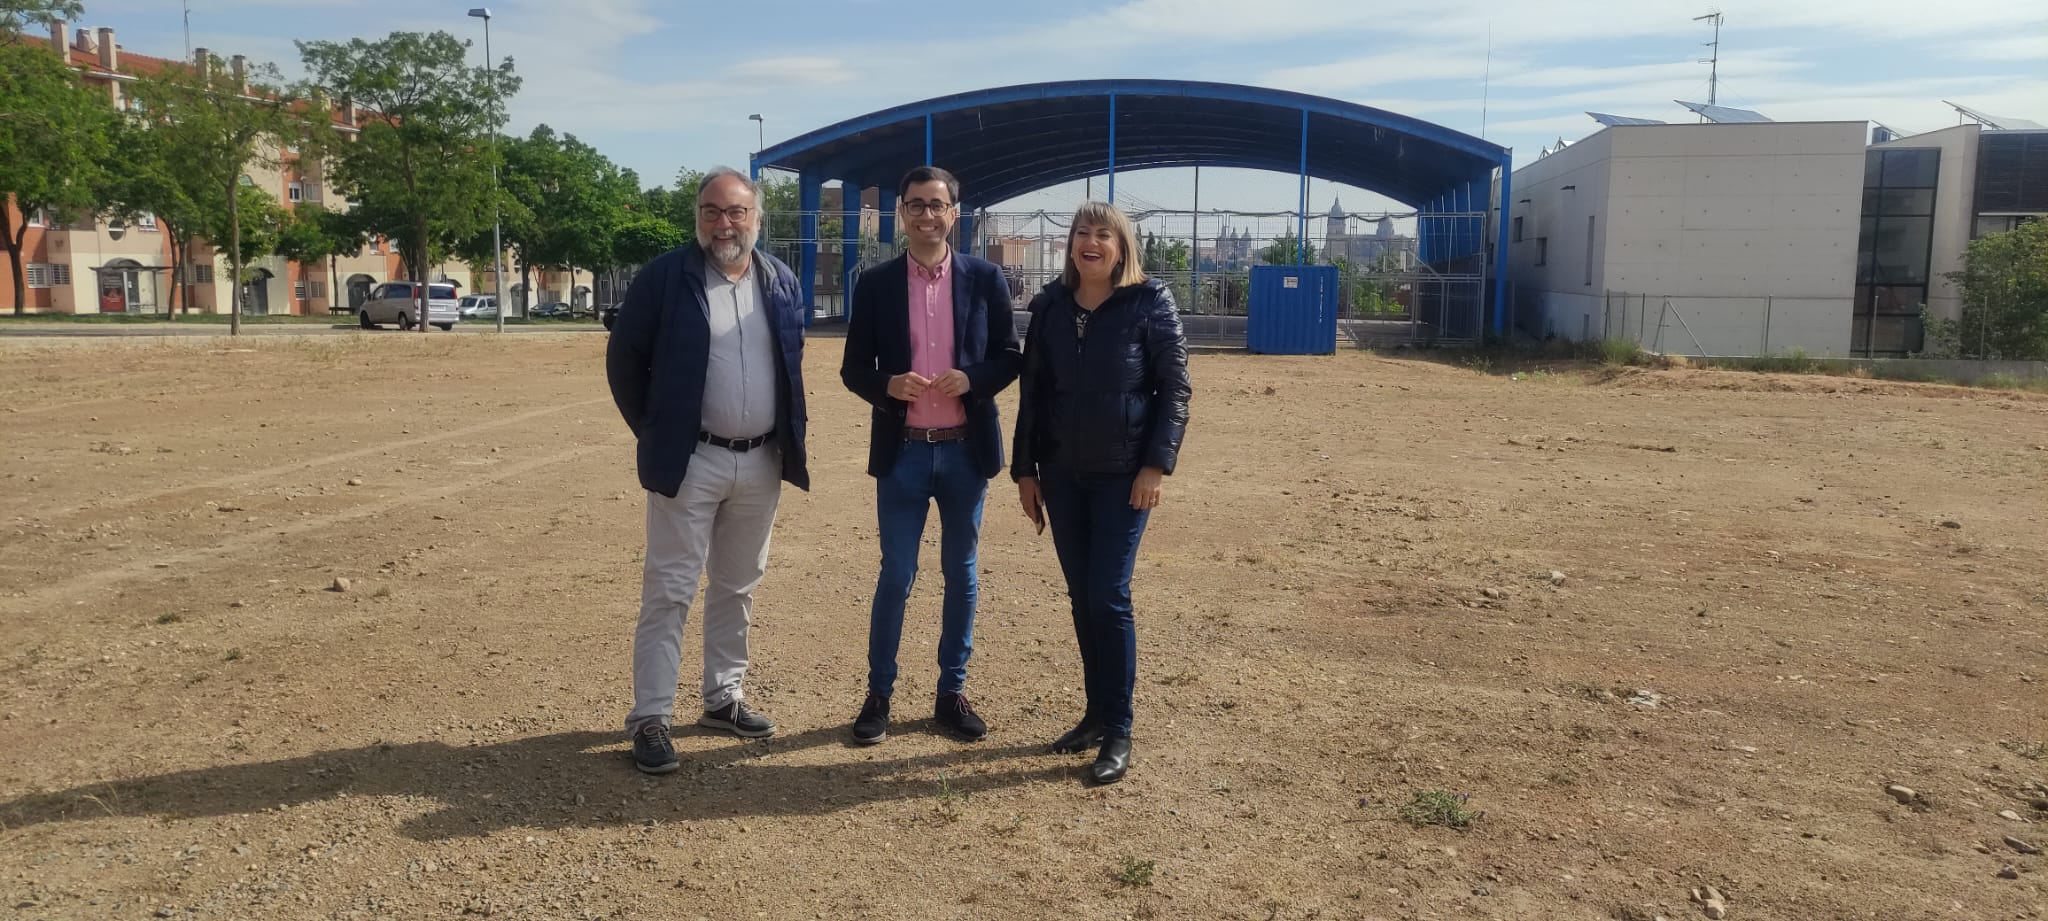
840,251,1022,479
606,244,810,498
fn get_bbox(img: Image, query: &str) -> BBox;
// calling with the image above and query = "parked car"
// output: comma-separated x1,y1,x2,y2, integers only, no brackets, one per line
530,301,575,319
458,294,499,320
600,303,620,331
359,282,460,330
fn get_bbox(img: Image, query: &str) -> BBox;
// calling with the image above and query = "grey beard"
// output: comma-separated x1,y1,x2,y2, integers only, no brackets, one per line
705,235,752,270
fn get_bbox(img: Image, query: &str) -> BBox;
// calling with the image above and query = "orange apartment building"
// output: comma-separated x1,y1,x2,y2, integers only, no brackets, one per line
3,20,500,317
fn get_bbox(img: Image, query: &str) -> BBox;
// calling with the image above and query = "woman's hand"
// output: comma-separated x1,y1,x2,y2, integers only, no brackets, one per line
1129,467,1164,511
1017,476,1045,531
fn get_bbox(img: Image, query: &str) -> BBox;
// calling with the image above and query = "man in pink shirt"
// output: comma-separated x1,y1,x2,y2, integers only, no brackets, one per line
840,166,1022,744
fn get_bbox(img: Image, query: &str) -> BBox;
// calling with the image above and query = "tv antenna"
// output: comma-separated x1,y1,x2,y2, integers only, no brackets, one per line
1694,9,1724,108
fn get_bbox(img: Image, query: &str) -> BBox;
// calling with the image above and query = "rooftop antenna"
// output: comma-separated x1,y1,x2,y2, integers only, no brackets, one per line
1480,21,1492,139
1693,9,1724,118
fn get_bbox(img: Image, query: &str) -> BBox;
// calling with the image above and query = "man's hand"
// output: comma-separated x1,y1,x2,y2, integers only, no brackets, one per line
932,369,971,398
1129,466,1164,511
888,371,932,401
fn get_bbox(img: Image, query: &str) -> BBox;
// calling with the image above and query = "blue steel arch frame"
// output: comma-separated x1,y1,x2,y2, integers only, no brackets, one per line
752,79,1513,335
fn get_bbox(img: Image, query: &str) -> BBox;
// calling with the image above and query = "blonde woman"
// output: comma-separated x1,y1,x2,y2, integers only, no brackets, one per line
1011,201,1191,785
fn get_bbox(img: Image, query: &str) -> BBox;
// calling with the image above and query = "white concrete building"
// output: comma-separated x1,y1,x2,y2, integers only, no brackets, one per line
1507,121,1867,356
1508,115,2048,357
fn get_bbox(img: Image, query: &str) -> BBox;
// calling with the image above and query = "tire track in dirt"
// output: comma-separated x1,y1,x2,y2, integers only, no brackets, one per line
0,433,629,618
12,397,614,524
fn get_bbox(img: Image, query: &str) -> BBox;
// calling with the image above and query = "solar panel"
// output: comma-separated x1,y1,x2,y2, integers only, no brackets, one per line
1587,112,1667,127
1675,100,1774,124
1945,101,2047,131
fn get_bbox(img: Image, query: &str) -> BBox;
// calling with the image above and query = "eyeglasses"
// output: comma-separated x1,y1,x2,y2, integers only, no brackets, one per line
698,205,754,224
901,199,953,217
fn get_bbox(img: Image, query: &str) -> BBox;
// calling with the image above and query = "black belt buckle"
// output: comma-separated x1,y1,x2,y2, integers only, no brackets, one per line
701,430,771,453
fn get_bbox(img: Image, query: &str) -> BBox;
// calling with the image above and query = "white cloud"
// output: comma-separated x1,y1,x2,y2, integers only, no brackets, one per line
1260,49,1502,94
725,56,858,87
1954,32,2048,64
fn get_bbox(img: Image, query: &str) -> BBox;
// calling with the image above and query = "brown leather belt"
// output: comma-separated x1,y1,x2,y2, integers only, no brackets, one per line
904,425,967,443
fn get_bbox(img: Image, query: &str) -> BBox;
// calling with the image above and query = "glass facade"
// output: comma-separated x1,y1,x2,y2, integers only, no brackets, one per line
1853,147,1937,356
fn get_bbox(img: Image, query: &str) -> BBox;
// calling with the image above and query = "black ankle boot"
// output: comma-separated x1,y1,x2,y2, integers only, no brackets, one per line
1050,719,1104,754
1088,737,1131,784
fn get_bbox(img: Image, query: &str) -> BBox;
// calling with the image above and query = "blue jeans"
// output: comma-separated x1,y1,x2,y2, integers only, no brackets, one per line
1037,466,1151,738
868,439,988,698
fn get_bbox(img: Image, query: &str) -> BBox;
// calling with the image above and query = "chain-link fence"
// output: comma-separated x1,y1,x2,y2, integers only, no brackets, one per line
763,207,1490,347
1552,291,1865,357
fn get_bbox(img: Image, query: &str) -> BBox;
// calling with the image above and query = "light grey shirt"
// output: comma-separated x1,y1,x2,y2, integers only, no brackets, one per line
700,260,779,440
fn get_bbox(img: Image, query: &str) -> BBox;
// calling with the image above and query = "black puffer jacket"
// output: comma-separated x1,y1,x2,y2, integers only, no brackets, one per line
1012,278,1191,479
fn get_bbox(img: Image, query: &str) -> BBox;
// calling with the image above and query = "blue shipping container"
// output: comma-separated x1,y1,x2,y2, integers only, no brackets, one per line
1247,265,1339,354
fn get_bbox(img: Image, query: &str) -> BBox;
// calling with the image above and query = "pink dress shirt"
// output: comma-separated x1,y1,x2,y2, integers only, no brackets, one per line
905,252,966,429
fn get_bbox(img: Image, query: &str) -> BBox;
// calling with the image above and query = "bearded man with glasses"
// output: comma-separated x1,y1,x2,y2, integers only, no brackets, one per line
607,167,812,775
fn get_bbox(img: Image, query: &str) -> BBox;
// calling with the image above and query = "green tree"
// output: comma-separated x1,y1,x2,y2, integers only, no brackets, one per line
500,125,630,307
300,31,516,332
639,167,703,242
611,215,685,267
1924,220,2048,360
273,201,360,313
1,0,81,41
122,52,302,333
1258,233,1316,266
1142,231,1190,274
0,39,116,314
105,111,206,316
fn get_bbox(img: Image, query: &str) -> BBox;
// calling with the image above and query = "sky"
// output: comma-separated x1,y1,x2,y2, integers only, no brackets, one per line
75,0,2048,220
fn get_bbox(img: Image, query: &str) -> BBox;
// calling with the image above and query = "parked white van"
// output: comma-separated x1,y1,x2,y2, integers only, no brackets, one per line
358,282,461,330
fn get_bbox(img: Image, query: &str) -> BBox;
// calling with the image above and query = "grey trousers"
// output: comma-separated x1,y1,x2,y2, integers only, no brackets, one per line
625,441,782,735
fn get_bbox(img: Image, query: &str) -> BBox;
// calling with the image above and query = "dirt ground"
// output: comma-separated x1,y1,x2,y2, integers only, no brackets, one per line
1,332,2044,921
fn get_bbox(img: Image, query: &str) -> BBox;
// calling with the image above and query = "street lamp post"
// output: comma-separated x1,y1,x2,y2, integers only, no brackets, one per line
749,113,764,157
468,7,505,332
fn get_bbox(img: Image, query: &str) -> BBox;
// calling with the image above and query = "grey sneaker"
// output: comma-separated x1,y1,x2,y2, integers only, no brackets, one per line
632,723,679,775
698,700,776,738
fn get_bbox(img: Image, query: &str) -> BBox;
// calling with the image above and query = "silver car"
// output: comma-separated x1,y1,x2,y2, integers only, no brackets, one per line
458,294,499,320
358,282,460,330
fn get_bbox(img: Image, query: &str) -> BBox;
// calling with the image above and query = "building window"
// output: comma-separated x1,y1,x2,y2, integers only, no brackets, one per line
27,208,48,227
136,213,158,231
1511,215,1523,243
294,280,308,299
309,279,326,298
288,181,303,203
367,238,379,254
1535,237,1548,266
26,263,72,286
1584,216,1596,286
1855,147,1940,356
181,264,215,284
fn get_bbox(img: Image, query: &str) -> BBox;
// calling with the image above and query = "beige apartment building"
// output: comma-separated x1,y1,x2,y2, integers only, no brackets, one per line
3,21,497,317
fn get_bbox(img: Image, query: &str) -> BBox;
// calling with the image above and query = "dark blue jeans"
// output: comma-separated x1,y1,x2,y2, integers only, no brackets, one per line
1038,465,1151,738
868,440,987,698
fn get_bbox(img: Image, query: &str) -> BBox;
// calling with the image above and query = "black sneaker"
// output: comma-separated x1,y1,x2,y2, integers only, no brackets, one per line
632,723,679,775
851,693,890,745
934,692,988,741
698,700,776,738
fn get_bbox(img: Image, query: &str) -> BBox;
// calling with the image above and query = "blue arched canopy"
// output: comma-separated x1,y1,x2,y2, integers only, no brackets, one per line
754,79,1512,333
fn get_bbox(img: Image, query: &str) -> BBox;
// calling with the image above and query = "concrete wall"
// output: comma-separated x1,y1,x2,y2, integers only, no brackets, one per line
1509,122,1867,355
1876,124,1980,323
53,215,176,314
